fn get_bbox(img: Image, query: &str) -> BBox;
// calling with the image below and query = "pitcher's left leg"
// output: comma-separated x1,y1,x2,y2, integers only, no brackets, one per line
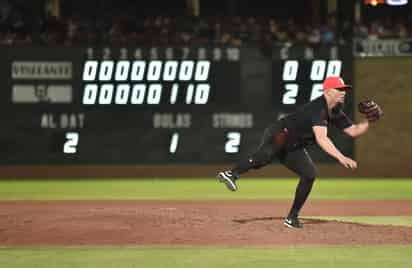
279,148,317,228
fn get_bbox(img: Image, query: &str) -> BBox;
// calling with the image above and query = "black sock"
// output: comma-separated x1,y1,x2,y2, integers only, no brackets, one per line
288,177,315,218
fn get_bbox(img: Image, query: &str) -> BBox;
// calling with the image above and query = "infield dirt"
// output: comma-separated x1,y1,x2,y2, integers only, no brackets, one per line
1,200,412,247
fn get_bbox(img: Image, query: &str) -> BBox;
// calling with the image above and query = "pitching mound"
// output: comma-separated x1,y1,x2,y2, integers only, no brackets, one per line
1,200,412,247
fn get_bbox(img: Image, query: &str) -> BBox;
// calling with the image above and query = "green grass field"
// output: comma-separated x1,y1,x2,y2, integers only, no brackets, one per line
0,178,411,268
0,178,411,200
1,246,412,268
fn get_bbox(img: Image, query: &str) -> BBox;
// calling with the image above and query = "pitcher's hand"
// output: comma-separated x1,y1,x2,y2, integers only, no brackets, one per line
338,156,357,170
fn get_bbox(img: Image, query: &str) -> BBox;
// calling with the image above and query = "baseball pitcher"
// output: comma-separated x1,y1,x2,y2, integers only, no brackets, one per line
217,76,383,228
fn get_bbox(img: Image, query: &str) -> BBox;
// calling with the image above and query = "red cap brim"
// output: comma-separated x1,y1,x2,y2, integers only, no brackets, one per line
325,84,351,90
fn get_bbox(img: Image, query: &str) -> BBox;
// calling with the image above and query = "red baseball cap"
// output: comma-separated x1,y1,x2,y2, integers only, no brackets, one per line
323,76,351,90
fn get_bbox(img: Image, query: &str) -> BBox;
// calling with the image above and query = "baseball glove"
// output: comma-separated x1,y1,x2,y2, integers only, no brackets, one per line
358,100,383,122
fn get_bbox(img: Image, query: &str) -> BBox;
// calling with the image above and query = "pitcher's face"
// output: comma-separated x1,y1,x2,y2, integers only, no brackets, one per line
329,88,346,104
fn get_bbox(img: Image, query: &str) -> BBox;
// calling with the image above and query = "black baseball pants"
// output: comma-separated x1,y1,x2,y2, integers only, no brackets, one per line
232,123,318,218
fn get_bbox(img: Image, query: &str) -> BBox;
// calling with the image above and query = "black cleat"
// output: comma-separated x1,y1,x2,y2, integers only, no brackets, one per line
217,171,238,191
284,217,303,229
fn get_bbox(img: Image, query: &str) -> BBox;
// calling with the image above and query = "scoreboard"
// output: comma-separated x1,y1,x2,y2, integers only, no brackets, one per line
0,45,353,164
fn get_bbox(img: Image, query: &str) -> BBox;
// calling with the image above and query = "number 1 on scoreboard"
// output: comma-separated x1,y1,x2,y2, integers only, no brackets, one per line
169,133,179,153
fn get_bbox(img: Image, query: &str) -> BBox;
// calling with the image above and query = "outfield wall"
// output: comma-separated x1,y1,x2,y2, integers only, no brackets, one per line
0,57,411,178
354,57,412,177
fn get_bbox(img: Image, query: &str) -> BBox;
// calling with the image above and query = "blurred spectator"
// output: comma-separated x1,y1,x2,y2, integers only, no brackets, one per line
0,0,12,27
307,26,321,45
1,1,412,46
395,19,409,38
353,22,369,39
320,21,336,44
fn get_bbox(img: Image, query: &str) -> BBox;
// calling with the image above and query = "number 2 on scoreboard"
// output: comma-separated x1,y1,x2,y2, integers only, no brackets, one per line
225,132,241,153
63,132,79,154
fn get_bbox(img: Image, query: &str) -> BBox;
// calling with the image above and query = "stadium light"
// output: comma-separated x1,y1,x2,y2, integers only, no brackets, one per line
364,0,385,6
386,0,408,5
364,0,408,5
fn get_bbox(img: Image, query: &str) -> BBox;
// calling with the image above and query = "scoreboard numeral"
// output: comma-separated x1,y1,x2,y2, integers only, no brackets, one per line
169,133,179,153
310,60,327,81
281,59,343,104
185,84,210,104
120,48,128,59
164,61,178,81
310,60,342,81
131,61,146,81
282,60,299,81
99,61,114,81
147,60,162,81
83,61,98,81
99,84,114,104
170,84,179,104
115,84,130,104
114,61,130,81
179,61,194,80
146,84,162,104
63,132,79,154
185,84,195,104
225,132,241,153
325,60,342,77
310,84,324,101
103,47,111,60
282,84,298,104
194,84,210,104
194,61,210,81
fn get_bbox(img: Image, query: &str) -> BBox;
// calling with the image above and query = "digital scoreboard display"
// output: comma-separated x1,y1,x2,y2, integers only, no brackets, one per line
0,46,353,164
81,60,212,105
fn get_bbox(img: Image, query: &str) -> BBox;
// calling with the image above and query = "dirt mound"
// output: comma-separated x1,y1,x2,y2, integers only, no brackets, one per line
1,200,412,247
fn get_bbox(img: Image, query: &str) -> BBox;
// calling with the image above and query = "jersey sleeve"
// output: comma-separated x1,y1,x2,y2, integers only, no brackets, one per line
331,110,353,130
311,109,328,127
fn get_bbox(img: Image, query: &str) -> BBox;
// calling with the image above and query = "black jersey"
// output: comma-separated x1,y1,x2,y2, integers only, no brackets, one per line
279,95,353,149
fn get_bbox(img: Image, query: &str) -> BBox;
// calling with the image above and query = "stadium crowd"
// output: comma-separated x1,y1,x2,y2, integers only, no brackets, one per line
0,0,411,46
